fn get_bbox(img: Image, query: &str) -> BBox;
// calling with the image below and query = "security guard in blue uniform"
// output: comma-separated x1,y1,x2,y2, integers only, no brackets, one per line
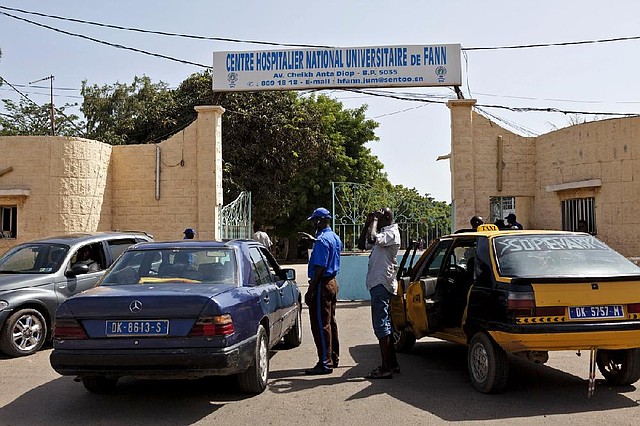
304,207,342,375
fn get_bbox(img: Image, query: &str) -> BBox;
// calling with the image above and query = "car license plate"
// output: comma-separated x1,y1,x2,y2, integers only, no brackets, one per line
568,305,624,320
105,320,169,336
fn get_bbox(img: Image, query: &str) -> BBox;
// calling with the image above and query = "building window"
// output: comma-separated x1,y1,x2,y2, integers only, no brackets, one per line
0,206,17,238
562,198,595,234
489,196,515,223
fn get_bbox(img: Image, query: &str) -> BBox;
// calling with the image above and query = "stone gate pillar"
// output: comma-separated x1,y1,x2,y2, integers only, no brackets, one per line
448,99,477,231
194,105,225,240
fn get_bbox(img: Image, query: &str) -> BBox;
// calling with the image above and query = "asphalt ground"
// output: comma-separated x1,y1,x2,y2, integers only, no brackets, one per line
1,262,639,425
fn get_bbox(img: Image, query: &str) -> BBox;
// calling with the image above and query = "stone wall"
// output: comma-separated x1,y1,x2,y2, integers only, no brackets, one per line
0,105,224,254
449,99,640,257
0,136,112,254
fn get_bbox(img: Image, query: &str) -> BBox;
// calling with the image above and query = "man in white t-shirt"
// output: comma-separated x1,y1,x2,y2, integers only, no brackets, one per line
359,207,401,379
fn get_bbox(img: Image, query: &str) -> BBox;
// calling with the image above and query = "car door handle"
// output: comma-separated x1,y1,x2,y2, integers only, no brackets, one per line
57,283,67,289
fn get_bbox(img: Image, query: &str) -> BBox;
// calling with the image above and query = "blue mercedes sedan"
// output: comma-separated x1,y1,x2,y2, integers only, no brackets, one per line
49,239,302,394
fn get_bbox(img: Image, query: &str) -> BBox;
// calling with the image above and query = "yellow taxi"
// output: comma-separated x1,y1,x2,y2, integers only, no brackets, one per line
391,225,640,394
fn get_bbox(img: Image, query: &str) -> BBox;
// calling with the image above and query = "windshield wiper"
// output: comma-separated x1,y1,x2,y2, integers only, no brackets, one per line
0,270,21,273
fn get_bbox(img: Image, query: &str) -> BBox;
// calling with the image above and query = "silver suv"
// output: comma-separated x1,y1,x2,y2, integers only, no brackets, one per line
0,232,153,357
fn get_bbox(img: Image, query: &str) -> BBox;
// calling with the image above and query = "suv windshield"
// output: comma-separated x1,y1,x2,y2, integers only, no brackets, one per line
102,248,237,285
493,234,640,278
0,244,69,274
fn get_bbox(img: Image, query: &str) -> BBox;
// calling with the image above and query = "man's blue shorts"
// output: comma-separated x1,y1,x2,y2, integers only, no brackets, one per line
370,283,392,340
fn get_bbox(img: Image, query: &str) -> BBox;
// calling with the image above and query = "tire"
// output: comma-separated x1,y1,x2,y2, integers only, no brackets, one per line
467,332,509,394
596,349,640,386
392,327,416,353
238,325,269,394
81,376,119,393
283,303,303,348
0,308,47,357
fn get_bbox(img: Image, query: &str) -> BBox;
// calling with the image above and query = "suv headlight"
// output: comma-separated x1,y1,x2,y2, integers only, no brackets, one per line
0,301,8,311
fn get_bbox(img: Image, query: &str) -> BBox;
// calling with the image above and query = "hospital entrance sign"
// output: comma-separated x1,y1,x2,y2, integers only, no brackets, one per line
212,44,461,92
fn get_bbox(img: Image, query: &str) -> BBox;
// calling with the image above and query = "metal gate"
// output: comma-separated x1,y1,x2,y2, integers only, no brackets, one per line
219,191,252,240
331,182,448,251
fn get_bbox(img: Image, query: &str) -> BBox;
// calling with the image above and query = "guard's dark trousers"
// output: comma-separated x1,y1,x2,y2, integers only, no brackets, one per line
308,277,339,369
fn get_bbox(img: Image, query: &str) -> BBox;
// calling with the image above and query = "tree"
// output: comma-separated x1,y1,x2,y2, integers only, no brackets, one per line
81,76,178,145
0,98,82,137
77,71,447,241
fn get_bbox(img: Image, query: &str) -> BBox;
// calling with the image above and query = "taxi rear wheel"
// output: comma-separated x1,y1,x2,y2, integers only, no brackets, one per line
392,327,416,353
596,349,640,385
468,332,509,394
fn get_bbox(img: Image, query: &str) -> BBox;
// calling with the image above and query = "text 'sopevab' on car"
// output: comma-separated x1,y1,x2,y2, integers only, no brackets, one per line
391,226,640,394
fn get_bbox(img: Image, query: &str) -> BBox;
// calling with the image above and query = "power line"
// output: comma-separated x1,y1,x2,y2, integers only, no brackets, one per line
0,75,86,136
0,5,331,49
2,4,640,52
0,87,83,99
0,10,210,68
463,35,640,51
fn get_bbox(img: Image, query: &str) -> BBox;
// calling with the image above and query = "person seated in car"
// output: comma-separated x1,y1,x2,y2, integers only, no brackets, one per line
73,246,100,272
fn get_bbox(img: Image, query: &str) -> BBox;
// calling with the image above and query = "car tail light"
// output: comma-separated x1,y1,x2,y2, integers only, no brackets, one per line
507,291,535,317
53,318,88,340
627,303,640,314
188,314,234,337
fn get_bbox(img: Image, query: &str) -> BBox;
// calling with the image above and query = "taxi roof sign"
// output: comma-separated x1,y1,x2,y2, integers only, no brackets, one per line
477,224,499,232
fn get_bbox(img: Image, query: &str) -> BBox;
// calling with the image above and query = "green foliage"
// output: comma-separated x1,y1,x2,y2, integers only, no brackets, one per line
81,76,178,145
0,98,82,137
1,68,449,239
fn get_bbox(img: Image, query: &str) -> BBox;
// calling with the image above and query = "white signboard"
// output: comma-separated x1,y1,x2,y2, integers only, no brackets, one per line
212,44,461,92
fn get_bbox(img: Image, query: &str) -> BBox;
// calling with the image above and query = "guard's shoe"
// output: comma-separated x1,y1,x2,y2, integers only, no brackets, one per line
305,364,333,375
365,366,393,379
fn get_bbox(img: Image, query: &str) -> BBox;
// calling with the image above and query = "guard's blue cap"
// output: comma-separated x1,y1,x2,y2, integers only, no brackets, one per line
184,228,196,235
307,207,331,220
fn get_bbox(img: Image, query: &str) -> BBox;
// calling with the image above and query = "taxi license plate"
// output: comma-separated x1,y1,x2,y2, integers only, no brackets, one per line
105,320,169,336
568,305,624,320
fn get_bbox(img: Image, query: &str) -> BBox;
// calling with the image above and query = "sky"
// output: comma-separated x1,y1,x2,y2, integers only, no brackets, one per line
2,1,640,203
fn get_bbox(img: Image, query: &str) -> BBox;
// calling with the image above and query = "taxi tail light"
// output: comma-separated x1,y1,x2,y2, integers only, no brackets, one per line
53,318,88,340
189,314,234,337
507,291,535,317
628,303,640,314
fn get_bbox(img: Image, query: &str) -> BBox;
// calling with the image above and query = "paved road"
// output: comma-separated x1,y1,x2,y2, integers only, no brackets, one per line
0,264,639,425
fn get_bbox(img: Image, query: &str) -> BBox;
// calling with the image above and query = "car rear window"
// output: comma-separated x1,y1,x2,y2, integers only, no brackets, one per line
101,248,237,285
493,234,640,278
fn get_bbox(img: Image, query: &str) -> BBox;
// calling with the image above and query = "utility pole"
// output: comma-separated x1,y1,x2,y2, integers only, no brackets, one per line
29,75,55,136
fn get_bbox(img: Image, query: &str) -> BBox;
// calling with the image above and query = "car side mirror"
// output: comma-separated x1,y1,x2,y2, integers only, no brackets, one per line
279,268,296,281
66,263,90,277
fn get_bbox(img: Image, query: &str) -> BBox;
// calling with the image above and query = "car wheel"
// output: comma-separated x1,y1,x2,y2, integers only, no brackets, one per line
283,303,302,348
392,327,416,353
468,332,509,393
81,376,119,393
0,308,47,357
596,349,640,386
238,325,269,394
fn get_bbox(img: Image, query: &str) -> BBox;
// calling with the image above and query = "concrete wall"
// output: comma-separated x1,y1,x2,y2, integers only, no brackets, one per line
449,99,640,257
0,105,224,254
0,136,111,254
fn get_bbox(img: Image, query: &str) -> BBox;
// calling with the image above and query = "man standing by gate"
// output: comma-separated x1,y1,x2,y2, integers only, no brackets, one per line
360,207,401,379
304,207,342,375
